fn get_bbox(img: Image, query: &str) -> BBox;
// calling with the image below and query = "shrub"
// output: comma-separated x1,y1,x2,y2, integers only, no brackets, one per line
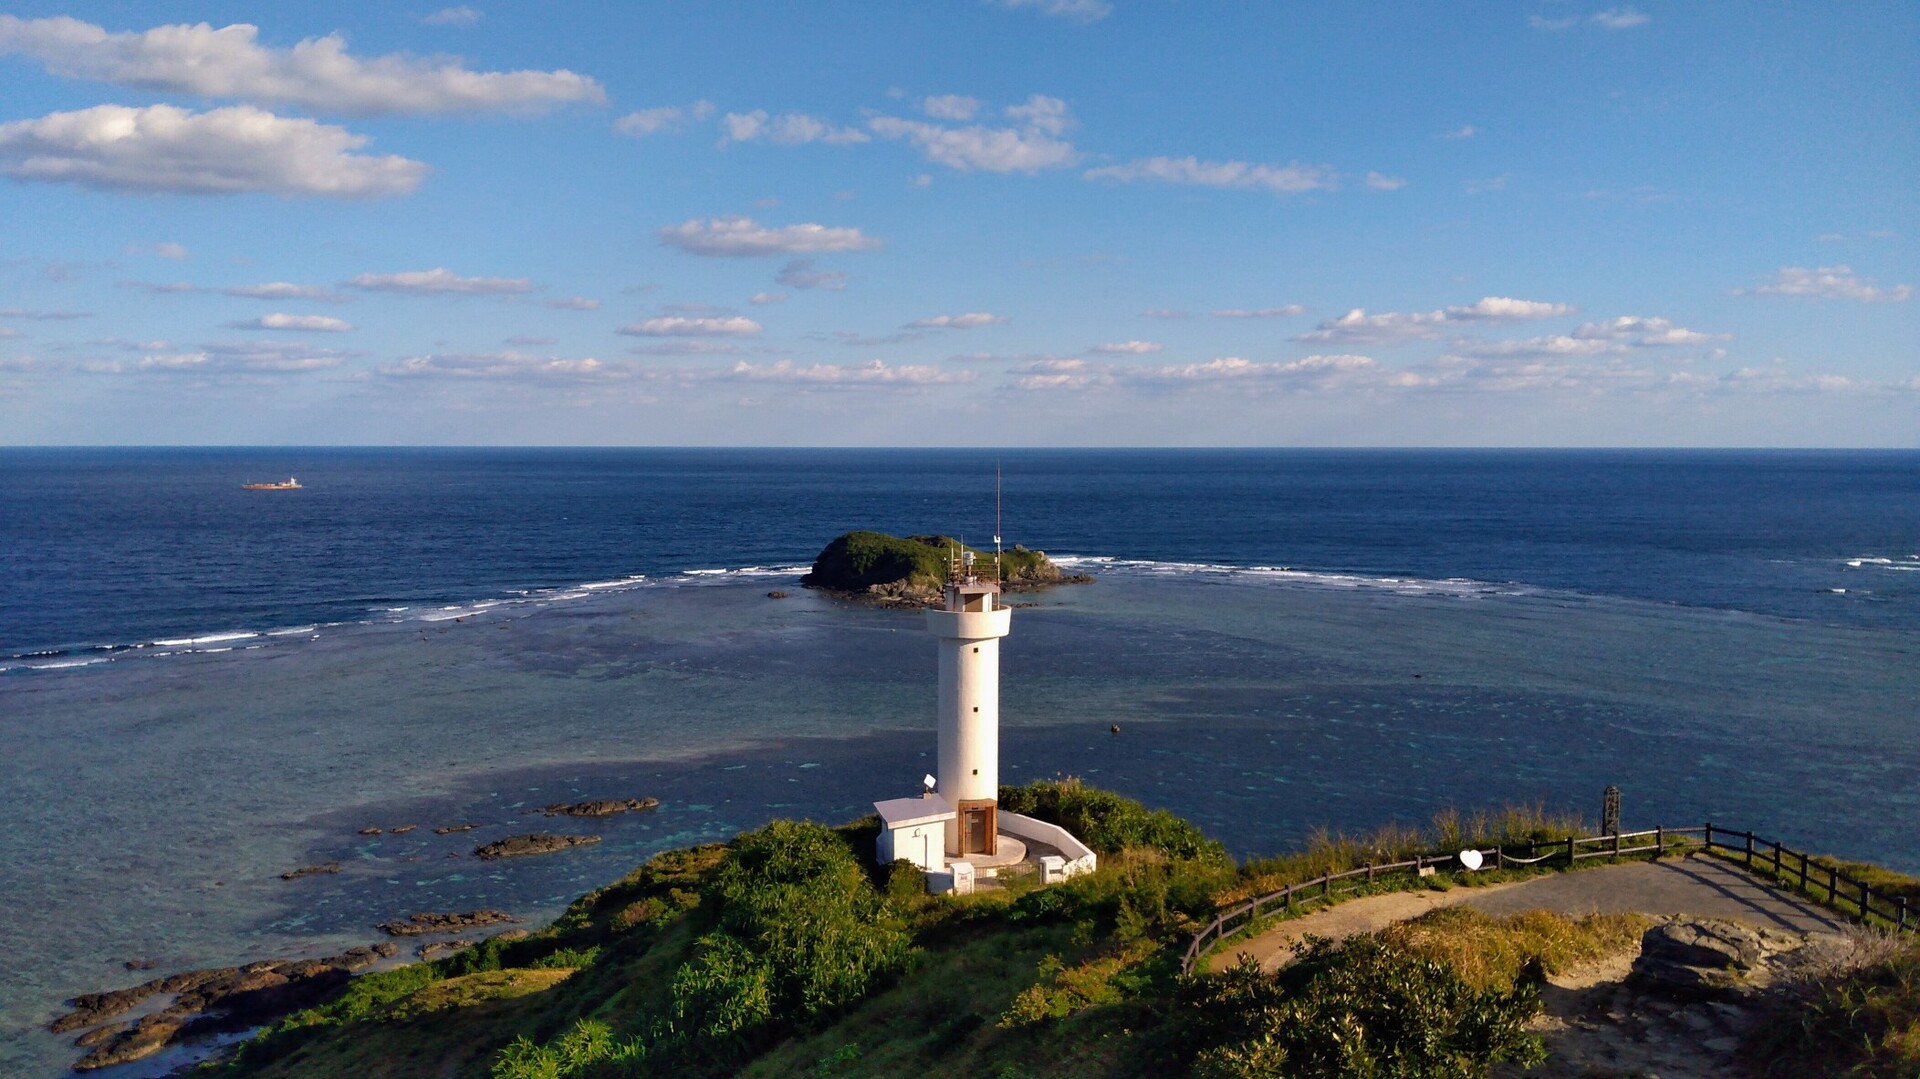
999,778,1231,864
1179,936,1545,1078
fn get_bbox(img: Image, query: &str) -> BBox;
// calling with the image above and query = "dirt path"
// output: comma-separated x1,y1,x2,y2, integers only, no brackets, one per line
1207,854,1846,973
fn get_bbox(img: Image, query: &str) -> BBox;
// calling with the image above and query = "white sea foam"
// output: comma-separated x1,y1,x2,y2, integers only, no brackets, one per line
152,631,260,647
580,576,647,590
266,625,318,636
1051,555,1523,598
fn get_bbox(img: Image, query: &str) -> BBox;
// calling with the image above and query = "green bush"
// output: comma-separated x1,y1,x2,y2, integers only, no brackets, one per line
999,778,1231,864
1179,936,1545,1078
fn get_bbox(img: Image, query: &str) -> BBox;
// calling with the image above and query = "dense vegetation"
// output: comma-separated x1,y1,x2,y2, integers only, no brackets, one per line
195,782,1919,1078
800,530,1058,594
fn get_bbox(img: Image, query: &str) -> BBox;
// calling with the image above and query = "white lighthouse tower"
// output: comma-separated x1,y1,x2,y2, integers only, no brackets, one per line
929,546,1011,858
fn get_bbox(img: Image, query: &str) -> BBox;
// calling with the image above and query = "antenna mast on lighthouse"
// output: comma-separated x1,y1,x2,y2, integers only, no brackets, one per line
994,460,1003,582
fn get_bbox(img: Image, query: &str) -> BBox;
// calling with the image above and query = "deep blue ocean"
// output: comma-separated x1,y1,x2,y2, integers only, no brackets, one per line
5,447,1916,660
0,448,1916,1077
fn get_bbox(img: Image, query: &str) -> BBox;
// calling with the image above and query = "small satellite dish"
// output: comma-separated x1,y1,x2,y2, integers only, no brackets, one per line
922,773,937,791
1458,849,1484,871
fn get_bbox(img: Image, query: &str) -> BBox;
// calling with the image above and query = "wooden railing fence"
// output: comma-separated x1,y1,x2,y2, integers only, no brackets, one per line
1180,822,1914,976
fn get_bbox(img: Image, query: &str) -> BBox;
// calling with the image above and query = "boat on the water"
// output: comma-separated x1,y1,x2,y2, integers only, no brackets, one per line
241,477,302,491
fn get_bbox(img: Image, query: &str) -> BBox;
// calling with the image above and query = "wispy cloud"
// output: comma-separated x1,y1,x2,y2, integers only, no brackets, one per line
379,350,618,381
224,282,350,302
1529,7,1650,31
869,94,1077,173
617,316,762,337
995,0,1113,23
1441,124,1479,140
346,268,534,295
1296,297,1573,345
1365,171,1407,191
719,110,869,146
657,217,883,257
0,307,91,319
419,7,482,27
922,95,982,121
907,312,1008,329
1091,340,1163,354
1086,155,1338,195
726,359,974,386
0,105,428,197
0,15,604,114
777,258,850,291
546,296,600,310
1734,265,1912,303
1212,305,1306,319
613,101,715,137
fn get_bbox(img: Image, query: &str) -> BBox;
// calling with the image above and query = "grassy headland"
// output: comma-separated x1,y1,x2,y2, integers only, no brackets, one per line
190,782,1919,1079
799,531,1082,604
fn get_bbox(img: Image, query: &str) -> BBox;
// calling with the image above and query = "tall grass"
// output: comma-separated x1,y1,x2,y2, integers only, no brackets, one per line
1223,802,1590,903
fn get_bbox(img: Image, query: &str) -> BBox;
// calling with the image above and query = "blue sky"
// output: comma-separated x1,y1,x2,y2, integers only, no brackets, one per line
0,2,1913,446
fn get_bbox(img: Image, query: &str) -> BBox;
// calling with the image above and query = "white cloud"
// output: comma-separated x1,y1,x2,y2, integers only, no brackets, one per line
1091,340,1163,354
1447,335,1618,359
1464,174,1510,194
720,109,869,146
749,291,788,305
777,258,850,291
996,0,1113,22
726,359,974,386
1365,171,1407,191
1445,296,1575,321
907,312,1008,329
346,267,533,295
1085,156,1338,195
226,312,354,332
1441,124,1479,140
1735,265,1912,303
1129,354,1377,385
0,104,428,197
657,217,882,257
1296,296,1572,345
379,350,616,380
1212,305,1306,319
922,95,982,121
223,281,349,302
1141,308,1191,319
618,316,762,337
1530,8,1649,31
0,15,604,115
869,95,1078,173
420,7,482,26
1571,316,1726,346
546,296,600,310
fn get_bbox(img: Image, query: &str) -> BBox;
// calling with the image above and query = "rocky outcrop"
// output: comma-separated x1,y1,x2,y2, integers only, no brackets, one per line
801,531,1090,608
1629,918,1819,999
542,797,659,818
52,943,400,1071
280,861,341,880
434,823,476,834
474,833,601,861
377,910,519,937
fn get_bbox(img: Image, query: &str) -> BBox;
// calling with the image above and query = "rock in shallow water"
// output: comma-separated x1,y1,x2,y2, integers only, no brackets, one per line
541,796,659,817
474,833,601,860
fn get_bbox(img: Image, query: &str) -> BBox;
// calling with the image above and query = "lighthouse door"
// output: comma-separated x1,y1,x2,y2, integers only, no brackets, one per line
957,802,996,857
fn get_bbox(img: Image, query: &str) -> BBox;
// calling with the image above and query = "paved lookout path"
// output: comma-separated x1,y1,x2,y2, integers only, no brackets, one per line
1207,855,1849,973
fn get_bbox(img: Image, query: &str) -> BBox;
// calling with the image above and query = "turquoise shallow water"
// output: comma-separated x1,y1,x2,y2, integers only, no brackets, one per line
2,563,1915,1077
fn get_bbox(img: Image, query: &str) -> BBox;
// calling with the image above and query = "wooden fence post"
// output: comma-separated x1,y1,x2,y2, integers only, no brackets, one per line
1705,821,1714,850
1900,898,1908,934
1772,841,1782,876
1654,824,1664,856
1567,836,1576,865
1744,831,1755,867
1613,829,1622,858
1828,865,1839,905
1798,851,1809,893
1861,881,1872,922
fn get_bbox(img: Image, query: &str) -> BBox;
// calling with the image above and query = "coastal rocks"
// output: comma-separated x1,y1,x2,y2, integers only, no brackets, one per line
377,910,519,937
417,939,478,960
767,590,788,599
280,861,341,880
52,943,399,1071
1630,918,1808,999
391,824,418,834
475,833,601,860
434,823,476,834
357,826,383,835
542,796,659,818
